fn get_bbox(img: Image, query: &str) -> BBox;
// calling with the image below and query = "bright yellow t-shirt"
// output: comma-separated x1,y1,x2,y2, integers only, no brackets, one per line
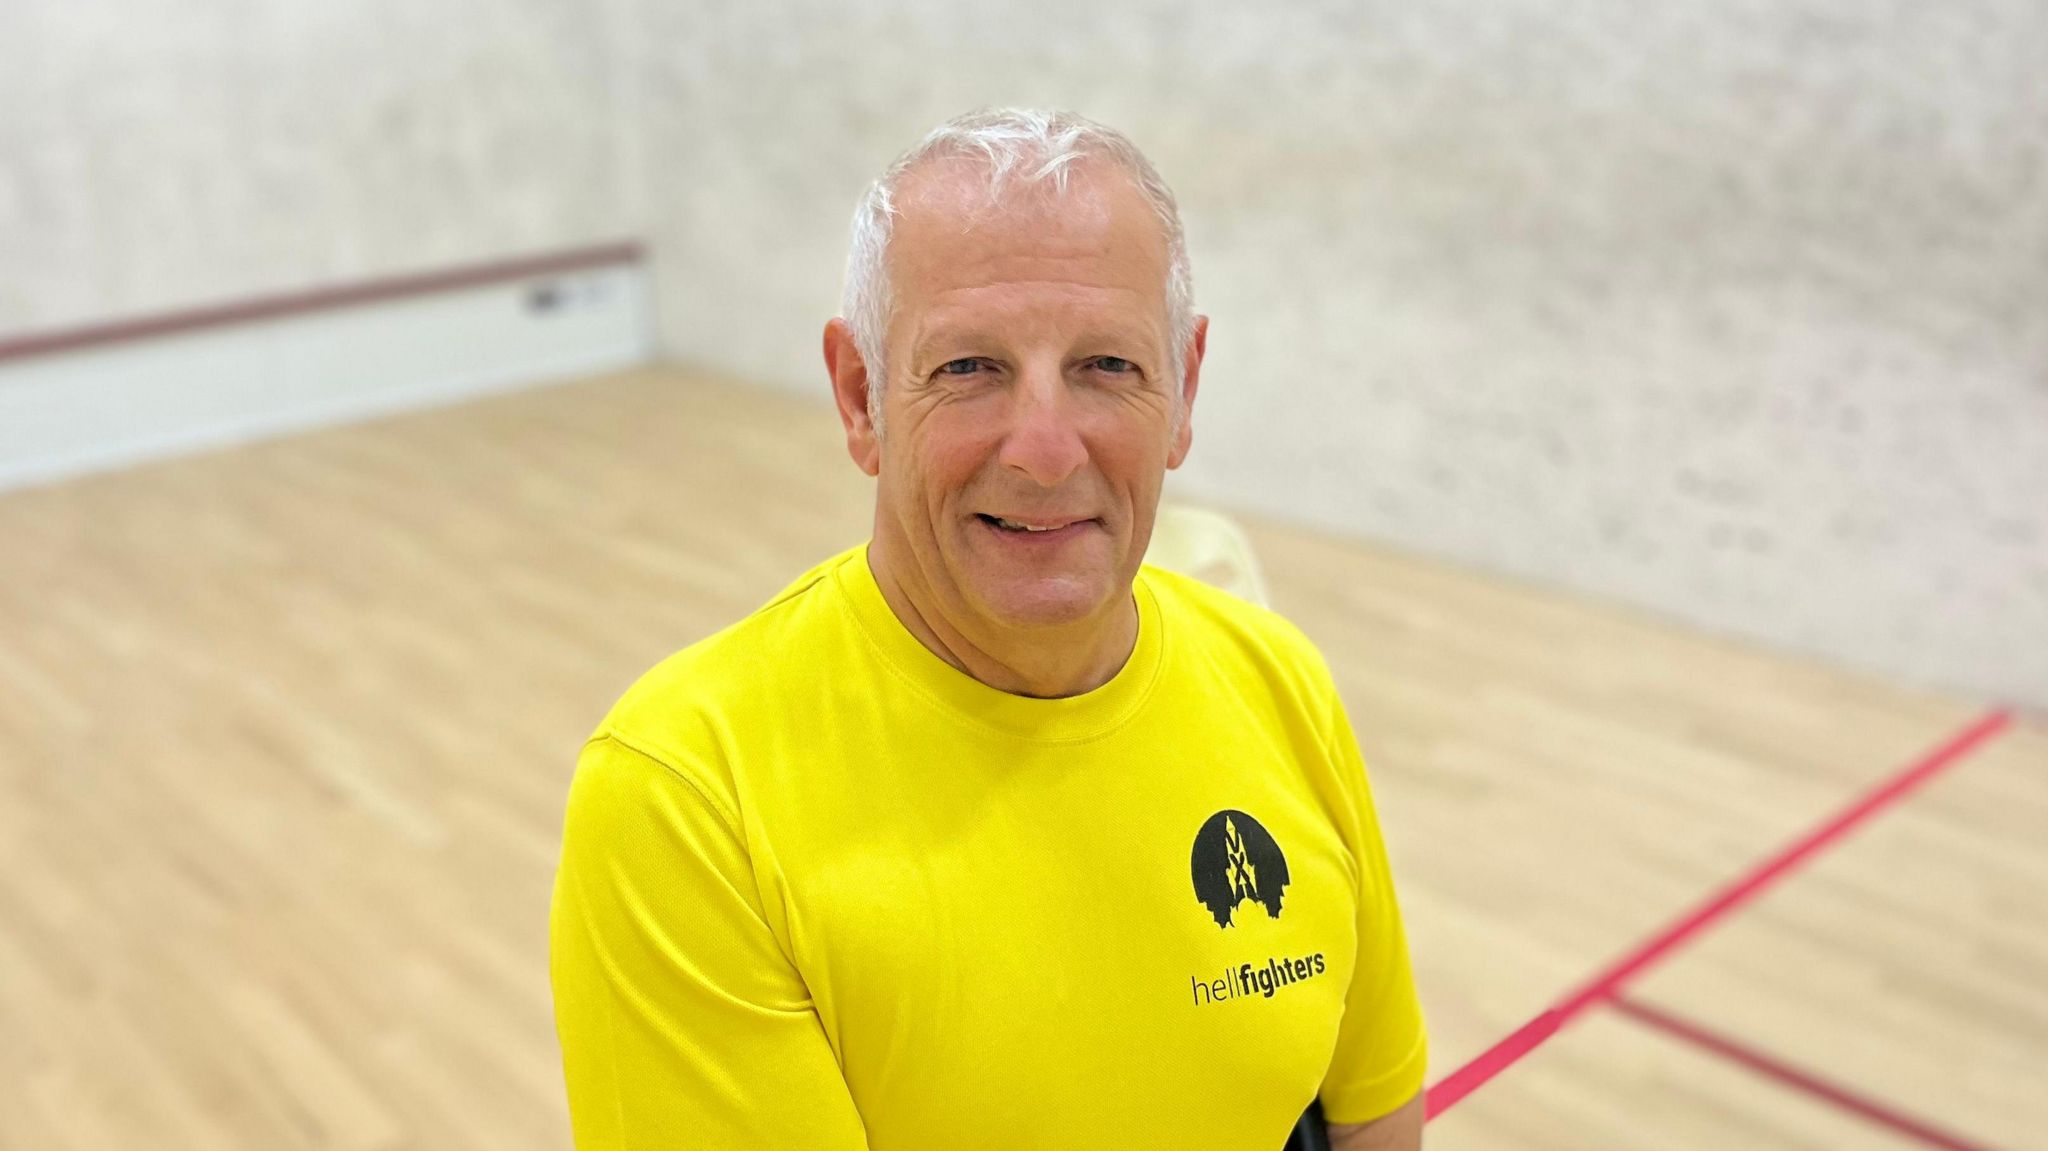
549,542,1427,1149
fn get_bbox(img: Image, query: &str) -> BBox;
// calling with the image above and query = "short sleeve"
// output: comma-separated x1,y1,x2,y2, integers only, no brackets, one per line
549,734,870,1149
1316,692,1429,1124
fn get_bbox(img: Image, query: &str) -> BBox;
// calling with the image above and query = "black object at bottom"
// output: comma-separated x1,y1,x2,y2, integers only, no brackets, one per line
1282,1098,1331,1151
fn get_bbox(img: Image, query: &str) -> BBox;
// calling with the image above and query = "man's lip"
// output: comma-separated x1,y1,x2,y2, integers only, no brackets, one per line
976,513,1099,530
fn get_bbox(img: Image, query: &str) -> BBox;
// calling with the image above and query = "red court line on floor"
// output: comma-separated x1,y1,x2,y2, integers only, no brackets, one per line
1607,993,2002,1151
1424,708,2012,1121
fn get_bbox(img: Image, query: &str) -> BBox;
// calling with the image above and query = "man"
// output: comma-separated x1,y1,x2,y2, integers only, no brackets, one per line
550,108,1427,1150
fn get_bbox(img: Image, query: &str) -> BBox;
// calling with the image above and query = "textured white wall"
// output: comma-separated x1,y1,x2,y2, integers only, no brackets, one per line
0,0,641,333
630,0,2048,709
6,0,2045,707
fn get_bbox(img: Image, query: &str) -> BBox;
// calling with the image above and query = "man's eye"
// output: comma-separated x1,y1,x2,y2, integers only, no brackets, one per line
1093,356,1137,374
937,358,983,376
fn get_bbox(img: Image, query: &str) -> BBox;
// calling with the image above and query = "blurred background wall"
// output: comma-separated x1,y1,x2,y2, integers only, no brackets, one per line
4,0,2045,707
628,0,2048,709
0,0,642,333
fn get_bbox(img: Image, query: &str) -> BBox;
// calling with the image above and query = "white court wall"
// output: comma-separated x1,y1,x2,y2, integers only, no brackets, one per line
0,0,643,334
0,263,651,492
4,1,2045,709
627,0,2048,710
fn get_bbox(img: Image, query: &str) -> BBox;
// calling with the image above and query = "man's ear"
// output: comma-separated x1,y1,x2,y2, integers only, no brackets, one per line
824,318,882,477
1166,314,1208,470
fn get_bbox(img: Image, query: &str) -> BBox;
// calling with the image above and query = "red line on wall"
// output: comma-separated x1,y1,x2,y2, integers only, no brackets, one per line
0,240,645,365
1606,993,2004,1151
1424,709,2012,1121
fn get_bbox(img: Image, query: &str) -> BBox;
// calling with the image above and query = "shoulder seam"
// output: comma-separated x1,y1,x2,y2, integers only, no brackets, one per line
584,728,743,835
757,547,854,614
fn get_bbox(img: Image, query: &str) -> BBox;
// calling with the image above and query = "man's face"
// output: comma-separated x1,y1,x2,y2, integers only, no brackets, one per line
840,159,1204,635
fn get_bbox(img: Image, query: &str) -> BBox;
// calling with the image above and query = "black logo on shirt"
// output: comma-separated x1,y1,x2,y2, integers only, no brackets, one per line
1190,809,1291,928
1191,953,1328,1005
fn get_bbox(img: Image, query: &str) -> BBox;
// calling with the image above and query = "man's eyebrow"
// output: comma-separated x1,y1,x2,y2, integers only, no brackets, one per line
913,324,1160,357
1072,327,1158,350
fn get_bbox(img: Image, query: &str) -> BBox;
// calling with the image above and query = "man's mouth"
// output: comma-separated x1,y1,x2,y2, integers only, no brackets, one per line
975,513,1097,534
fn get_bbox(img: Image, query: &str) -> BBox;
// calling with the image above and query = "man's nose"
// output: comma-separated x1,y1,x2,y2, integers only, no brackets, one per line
997,366,1088,488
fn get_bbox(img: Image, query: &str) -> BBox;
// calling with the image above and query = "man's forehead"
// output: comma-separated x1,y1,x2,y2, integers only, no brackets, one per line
896,159,1158,251
897,154,1114,226
887,159,1168,301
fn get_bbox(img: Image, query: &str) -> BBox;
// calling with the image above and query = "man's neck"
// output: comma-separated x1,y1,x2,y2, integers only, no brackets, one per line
867,536,1138,700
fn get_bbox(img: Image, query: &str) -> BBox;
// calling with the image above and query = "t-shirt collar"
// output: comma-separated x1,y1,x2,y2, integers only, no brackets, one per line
833,540,1165,743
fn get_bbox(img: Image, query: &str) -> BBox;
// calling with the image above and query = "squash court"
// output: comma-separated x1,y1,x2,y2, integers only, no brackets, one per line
1,364,2040,1149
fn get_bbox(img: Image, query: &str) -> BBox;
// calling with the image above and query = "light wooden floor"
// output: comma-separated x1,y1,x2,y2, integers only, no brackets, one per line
0,366,2040,1150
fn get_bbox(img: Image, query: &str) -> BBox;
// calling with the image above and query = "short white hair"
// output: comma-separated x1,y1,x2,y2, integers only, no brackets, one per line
842,107,1196,438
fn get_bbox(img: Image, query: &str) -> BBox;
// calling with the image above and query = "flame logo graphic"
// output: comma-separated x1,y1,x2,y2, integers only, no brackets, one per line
1191,809,1291,928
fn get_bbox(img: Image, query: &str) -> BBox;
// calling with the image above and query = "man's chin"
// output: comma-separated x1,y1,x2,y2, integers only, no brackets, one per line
971,572,1117,630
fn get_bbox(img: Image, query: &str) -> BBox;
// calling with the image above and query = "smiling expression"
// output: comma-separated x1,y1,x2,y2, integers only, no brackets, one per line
857,158,1204,636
